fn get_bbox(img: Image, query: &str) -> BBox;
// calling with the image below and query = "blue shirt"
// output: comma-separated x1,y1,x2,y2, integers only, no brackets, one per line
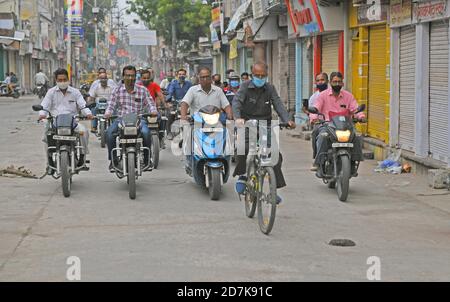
166,79,192,102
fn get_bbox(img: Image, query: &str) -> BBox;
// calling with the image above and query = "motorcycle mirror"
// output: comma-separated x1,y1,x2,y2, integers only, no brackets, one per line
308,107,319,114
32,105,43,111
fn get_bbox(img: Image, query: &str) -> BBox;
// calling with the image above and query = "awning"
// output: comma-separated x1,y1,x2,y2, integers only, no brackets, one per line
243,15,280,42
225,0,252,34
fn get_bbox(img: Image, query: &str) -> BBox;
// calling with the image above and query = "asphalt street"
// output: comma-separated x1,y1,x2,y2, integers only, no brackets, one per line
0,95,449,281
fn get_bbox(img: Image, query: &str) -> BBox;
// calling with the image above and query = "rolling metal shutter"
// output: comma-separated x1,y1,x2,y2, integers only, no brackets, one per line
429,20,449,163
398,26,416,152
288,43,296,112
302,39,313,100
321,33,339,77
368,25,388,142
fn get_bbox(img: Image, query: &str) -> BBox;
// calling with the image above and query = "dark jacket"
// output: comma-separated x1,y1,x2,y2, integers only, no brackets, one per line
232,80,289,122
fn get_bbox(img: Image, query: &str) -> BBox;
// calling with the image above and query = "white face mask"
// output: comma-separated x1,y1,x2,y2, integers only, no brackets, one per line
57,82,69,90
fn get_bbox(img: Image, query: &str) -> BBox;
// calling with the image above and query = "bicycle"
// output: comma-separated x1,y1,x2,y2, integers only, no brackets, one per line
241,120,289,235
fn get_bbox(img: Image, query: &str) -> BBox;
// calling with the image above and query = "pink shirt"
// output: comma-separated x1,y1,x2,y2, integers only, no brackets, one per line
310,87,365,121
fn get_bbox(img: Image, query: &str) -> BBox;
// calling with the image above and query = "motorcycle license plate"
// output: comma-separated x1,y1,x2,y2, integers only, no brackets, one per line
120,138,143,144
332,143,353,148
53,135,77,141
201,128,223,133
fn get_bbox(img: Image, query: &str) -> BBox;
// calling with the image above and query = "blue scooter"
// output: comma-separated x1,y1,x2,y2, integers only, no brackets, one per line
185,105,231,200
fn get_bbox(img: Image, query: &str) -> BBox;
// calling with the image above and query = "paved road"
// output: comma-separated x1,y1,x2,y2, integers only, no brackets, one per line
0,95,449,281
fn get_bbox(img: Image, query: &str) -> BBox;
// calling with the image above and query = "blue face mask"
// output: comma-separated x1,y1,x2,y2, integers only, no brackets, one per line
230,80,240,88
252,76,267,88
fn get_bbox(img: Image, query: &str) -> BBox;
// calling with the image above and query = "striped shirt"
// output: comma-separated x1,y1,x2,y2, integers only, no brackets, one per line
106,84,157,117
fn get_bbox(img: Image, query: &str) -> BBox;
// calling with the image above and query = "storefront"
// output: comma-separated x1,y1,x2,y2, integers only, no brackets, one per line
390,0,450,166
287,0,346,124
349,2,390,143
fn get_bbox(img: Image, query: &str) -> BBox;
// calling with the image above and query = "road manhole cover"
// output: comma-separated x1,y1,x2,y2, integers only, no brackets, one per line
328,239,356,247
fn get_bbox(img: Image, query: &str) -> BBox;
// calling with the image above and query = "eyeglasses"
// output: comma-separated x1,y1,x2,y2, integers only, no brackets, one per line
252,74,266,79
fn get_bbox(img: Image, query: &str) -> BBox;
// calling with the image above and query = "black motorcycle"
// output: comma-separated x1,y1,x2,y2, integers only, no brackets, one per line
308,104,366,202
109,113,153,200
34,84,47,100
146,115,161,169
32,105,90,198
92,98,109,148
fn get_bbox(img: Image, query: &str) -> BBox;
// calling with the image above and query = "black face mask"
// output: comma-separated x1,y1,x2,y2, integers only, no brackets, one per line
331,85,342,93
142,80,151,86
316,83,328,92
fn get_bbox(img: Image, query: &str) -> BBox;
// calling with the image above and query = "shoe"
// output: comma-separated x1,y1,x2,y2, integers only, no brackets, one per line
46,166,54,176
235,175,248,194
315,170,324,178
77,155,85,167
276,195,282,205
90,127,97,133
310,165,318,171
109,162,115,172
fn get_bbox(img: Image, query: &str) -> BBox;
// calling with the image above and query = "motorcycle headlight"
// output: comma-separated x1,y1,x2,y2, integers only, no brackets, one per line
124,127,137,136
336,130,351,142
200,112,220,125
57,127,72,136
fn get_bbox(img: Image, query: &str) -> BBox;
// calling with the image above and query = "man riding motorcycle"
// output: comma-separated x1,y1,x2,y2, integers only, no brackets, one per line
104,65,158,171
166,68,192,139
88,71,114,133
38,68,93,174
309,71,366,177
34,69,50,94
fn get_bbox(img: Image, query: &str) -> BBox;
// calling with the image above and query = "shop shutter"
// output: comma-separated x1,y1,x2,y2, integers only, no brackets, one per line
368,25,388,142
288,43,296,112
302,39,313,100
429,21,449,163
398,26,416,152
321,33,339,77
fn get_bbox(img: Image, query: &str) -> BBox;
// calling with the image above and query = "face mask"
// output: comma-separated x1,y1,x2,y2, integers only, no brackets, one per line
252,77,267,88
57,82,69,90
331,85,342,93
179,76,186,82
316,83,328,91
142,80,151,86
230,80,240,88
124,79,135,88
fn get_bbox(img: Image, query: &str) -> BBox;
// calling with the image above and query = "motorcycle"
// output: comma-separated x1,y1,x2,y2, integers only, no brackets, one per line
32,104,90,198
308,104,366,202
167,100,182,139
185,105,231,200
92,98,109,148
146,115,161,169
80,83,90,101
109,113,153,200
34,84,47,100
0,81,20,99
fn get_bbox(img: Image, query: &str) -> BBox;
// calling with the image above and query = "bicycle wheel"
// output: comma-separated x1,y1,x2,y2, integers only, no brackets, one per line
244,159,257,218
257,166,277,235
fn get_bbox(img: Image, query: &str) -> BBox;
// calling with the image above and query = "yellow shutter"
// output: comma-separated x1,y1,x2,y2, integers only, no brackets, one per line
368,25,388,142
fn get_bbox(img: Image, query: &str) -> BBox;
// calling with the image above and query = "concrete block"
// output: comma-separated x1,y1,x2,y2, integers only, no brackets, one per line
428,169,450,189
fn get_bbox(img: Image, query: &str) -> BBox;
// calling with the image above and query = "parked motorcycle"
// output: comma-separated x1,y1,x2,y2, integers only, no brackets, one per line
109,113,153,200
308,104,366,202
0,81,20,99
32,104,90,198
185,105,231,200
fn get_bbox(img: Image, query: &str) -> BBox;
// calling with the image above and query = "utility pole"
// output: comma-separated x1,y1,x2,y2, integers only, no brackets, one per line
67,0,72,82
93,0,99,68
172,21,177,68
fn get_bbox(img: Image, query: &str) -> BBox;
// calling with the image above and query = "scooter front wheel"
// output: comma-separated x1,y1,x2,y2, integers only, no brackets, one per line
208,167,222,200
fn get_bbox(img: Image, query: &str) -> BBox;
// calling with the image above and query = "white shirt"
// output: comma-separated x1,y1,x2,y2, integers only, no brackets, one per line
35,72,49,85
40,86,92,117
308,91,320,108
182,84,229,114
88,79,117,97
4,76,11,84
91,84,113,101
160,78,171,90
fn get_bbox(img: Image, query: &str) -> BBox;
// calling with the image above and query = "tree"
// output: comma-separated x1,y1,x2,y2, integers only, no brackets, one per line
128,0,211,59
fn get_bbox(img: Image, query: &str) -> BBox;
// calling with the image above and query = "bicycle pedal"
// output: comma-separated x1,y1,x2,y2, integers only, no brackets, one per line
85,160,90,164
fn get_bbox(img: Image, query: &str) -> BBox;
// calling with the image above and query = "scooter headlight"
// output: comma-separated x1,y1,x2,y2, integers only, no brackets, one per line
336,130,351,142
200,112,220,125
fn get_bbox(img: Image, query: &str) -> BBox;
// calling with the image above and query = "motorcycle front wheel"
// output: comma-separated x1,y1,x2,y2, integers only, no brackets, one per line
61,151,71,198
151,134,160,169
99,121,106,148
127,153,136,200
336,155,351,202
